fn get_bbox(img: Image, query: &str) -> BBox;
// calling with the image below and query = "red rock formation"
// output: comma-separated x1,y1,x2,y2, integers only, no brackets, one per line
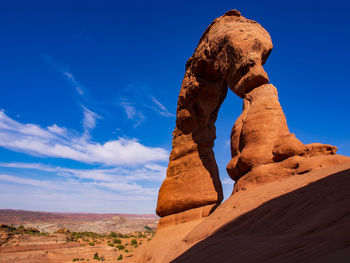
156,9,349,222
156,10,273,218
135,9,350,263
227,83,349,192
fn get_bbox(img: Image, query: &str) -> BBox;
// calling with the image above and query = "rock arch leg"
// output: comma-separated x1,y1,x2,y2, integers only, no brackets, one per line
156,72,227,217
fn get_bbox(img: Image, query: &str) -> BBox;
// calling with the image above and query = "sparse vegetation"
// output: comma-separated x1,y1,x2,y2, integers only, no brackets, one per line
1,223,155,261
113,238,121,244
109,232,129,238
144,225,152,231
116,244,125,250
92,252,105,261
0,224,48,237
109,232,117,238
67,231,103,242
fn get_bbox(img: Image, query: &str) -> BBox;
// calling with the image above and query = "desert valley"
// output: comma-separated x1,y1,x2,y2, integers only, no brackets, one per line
0,209,158,262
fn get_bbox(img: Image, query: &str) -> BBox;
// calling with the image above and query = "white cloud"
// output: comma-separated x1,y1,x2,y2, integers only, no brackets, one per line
0,172,159,196
0,174,60,189
119,99,145,127
82,106,101,135
0,160,166,213
62,71,84,95
47,124,68,136
42,53,85,96
0,162,166,183
222,178,234,185
150,96,174,117
0,162,55,171
0,110,168,166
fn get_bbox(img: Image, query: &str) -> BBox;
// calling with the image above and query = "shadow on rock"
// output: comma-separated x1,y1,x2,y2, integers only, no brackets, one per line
172,168,350,263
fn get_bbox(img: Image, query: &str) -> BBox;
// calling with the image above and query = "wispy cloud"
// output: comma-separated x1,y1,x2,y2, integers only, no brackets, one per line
41,53,85,96
0,109,168,166
150,96,174,117
117,84,174,127
0,174,61,189
0,162,166,183
119,99,145,127
82,106,101,137
47,124,68,136
225,139,231,148
62,71,84,96
222,178,234,185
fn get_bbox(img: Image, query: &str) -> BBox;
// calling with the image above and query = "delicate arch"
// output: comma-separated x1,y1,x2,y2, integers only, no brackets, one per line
156,10,272,217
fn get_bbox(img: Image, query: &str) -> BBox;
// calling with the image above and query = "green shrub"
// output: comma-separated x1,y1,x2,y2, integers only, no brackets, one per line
116,244,125,250
113,238,121,244
117,254,123,261
109,232,117,238
144,225,152,231
131,239,137,245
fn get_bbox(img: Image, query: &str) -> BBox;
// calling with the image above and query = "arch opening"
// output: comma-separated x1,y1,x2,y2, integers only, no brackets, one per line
213,89,243,201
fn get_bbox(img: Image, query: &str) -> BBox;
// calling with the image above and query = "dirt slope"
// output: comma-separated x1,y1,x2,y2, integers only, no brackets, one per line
135,162,350,262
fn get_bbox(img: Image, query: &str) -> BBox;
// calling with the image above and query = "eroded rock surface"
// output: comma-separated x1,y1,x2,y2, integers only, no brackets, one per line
227,83,349,192
136,9,350,263
156,9,349,221
156,9,273,217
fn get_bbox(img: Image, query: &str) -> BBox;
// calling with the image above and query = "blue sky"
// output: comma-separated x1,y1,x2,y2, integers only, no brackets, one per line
0,0,349,213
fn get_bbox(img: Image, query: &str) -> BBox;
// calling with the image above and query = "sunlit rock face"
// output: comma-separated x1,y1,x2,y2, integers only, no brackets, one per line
156,10,347,219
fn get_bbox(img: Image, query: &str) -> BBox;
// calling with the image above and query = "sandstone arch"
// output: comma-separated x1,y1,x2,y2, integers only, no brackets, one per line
156,10,273,217
156,10,348,219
